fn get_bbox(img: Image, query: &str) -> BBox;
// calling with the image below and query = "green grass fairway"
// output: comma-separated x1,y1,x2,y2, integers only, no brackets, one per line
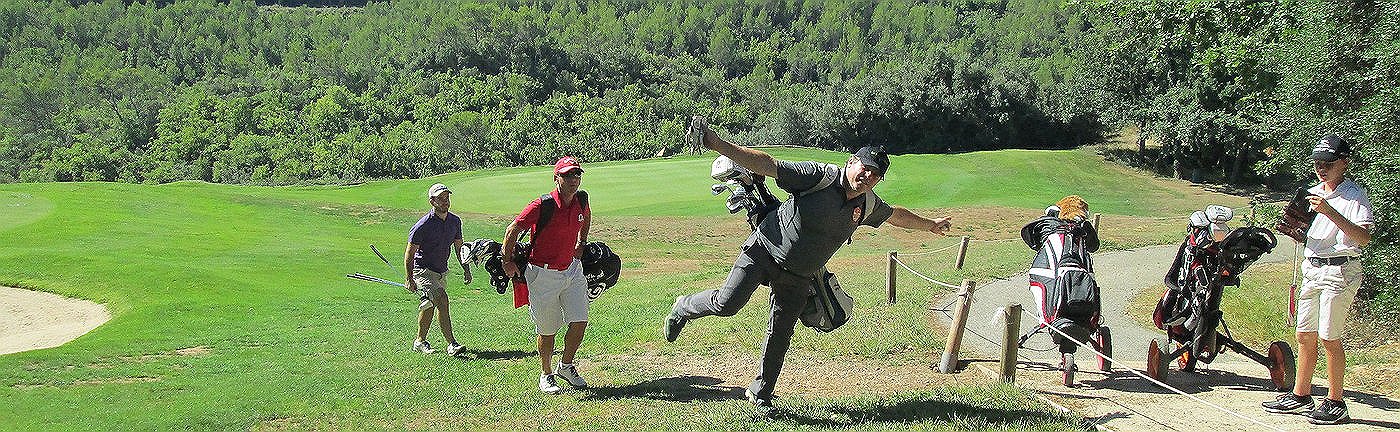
0,148,1240,431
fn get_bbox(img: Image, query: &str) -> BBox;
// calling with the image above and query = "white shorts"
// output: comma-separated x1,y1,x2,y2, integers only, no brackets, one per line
1295,259,1362,340
525,259,589,335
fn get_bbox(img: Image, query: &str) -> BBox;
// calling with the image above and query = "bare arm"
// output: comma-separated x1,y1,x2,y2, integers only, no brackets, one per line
887,206,952,235
698,119,778,178
575,210,591,260
502,220,525,278
404,243,420,293
1310,196,1372,246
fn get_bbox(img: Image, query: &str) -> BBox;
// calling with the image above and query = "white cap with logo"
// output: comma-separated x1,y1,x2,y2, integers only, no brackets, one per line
427,183,451,198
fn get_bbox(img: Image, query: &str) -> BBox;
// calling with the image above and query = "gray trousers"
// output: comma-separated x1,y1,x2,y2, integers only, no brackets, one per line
673,237,813,400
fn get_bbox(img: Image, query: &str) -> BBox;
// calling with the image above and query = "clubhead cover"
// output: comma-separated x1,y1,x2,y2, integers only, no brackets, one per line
686,116,710,154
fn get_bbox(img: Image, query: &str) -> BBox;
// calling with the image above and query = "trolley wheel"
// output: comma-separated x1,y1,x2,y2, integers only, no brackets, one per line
1062,352,1076,387
1146,339,1169,384
1267,341,1297,392
1176,341,1198,372
1095,326,1113,372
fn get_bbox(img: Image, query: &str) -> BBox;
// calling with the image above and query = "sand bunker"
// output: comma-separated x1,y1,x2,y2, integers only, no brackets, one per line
0,286,111,355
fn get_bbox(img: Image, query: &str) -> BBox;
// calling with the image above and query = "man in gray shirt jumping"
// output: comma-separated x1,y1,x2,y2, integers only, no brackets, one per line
665,117,953,411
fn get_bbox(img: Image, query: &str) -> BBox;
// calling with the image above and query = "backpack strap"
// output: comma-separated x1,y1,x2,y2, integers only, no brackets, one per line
533,190,588,238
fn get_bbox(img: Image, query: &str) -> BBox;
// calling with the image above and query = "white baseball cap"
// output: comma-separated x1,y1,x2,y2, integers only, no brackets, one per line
427,183,451,198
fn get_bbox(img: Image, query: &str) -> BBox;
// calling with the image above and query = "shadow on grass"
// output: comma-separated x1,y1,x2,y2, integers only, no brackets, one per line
579,375,745,402
460,349,533,361
767,395,1069,428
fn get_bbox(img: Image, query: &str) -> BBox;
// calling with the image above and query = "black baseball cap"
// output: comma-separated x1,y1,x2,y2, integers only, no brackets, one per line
854,145,890,175
1312,134,1353,162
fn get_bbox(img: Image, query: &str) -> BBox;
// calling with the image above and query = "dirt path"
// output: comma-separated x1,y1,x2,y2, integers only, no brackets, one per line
0,286,110,355
940,246,1400,431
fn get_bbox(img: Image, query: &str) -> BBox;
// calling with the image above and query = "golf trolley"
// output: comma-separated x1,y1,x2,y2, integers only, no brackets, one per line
1148,205,1295,391
1019,205,1112,387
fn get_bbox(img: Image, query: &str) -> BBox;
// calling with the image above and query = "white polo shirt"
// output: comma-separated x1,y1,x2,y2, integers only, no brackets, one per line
1304,178,1374,258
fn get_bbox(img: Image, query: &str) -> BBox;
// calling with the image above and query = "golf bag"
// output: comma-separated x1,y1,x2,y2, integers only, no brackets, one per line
709,155,851,332
1154,206,1277,364
1021,215,1102,353
710,155,782,231
463,238,621,303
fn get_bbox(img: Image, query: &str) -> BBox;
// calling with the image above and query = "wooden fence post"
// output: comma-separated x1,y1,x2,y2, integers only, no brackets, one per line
954,236,971,270
1092,213,1101,230
1000,303,1022,383
938,279,977,373
886,251,897,304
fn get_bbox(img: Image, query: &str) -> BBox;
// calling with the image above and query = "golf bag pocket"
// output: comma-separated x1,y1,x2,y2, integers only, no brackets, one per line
1053,265,1099,326
801,271,854,333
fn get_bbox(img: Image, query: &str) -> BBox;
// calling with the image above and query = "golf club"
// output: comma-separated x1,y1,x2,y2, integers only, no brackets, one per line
370,244,396,273
346,272,406,288
367,245,435,310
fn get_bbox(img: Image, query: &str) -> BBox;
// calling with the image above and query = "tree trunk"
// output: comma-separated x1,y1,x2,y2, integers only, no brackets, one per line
1229,145,1246,184
1172,139,1187,179
1136,120,1148,152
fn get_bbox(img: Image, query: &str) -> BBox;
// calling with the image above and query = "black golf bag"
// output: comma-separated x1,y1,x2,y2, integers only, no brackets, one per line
710,156,852,332
1021,216,1103,353
1146,206,1296,391
464,238,621,302
1154,217,1277,364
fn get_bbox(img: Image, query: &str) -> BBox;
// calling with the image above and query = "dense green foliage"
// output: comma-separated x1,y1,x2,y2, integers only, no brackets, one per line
1074,0,1399,313
0,0,1092,185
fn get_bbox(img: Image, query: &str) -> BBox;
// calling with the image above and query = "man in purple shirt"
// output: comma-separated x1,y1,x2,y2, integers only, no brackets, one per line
405,183,470,357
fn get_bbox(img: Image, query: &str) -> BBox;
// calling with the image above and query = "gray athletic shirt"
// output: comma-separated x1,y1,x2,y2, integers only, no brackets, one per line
753,160,894,277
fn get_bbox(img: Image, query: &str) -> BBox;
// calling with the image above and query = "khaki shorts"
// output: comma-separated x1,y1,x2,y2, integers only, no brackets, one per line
525,259,589,335
413,268,449,304
1295,259,1362,340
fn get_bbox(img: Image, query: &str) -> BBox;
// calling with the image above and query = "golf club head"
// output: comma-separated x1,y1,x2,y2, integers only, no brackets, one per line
711,155,755,184
1204,205,1234,223
1189,210,1210,228
711,183,730,196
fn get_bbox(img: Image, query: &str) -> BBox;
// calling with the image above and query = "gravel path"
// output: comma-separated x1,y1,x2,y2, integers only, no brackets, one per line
938,245,1400,431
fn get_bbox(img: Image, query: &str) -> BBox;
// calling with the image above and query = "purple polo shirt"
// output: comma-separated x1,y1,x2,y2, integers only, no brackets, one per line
408,212,462,274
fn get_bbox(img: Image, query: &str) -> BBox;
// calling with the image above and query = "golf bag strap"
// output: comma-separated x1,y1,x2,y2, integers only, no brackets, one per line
534,190,588,238
797,165,839,197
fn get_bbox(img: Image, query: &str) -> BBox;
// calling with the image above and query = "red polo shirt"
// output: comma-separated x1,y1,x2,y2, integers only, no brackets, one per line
514,190,589,269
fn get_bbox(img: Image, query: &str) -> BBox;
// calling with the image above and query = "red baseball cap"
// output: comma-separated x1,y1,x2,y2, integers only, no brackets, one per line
554,156,584,175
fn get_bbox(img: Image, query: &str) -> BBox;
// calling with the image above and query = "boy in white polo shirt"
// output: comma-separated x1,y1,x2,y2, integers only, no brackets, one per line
1262,134,1374,425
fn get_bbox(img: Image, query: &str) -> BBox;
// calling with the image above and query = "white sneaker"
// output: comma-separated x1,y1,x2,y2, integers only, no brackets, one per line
412,340,436,354
539,374,563,394
446,342,467,357
555,363,588,388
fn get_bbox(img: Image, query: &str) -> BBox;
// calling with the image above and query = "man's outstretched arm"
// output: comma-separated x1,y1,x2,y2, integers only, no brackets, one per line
888,206,952,235
695,117,778,178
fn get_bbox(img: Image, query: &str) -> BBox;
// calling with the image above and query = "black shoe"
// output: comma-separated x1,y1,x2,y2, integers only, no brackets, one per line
663,296,687,343
1307,398,1350,425
1262,392,1313,414
745,388,774,413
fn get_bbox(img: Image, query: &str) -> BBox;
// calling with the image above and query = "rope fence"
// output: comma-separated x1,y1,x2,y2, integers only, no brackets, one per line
880,212,1290,432
1015,307,1287,432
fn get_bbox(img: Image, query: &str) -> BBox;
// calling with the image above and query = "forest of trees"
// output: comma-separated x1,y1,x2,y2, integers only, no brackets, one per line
0,0,1395,310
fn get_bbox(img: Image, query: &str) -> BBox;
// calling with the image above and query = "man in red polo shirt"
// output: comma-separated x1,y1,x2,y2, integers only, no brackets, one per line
502,156,593,394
